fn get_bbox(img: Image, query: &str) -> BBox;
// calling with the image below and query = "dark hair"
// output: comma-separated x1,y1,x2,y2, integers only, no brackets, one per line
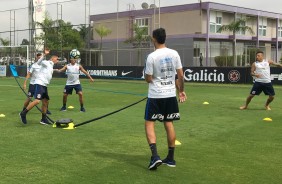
256,50,264,55
36,53,42,57
152,28,166,44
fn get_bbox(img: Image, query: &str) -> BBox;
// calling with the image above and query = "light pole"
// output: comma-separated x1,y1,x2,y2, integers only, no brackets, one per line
116,0,119,66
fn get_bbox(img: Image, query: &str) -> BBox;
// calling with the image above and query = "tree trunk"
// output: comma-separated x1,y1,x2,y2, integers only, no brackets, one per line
233,38,237,66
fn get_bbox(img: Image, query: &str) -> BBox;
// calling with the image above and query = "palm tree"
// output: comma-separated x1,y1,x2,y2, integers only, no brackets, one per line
95,24,112,66
125,24,151,66
0,38,10,46
217,18,254,66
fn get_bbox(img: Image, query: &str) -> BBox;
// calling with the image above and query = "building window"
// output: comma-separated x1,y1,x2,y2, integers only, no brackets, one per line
259,17,267,36
210,11,222,33
278,20,282,37
236,14,246,35
134,18,149,36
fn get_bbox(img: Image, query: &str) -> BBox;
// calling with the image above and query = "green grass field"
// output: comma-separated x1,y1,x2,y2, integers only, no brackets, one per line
1,77,282,184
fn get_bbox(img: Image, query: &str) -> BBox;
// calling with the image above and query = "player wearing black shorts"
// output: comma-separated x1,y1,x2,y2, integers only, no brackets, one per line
240,51,282,110
144,28,187,170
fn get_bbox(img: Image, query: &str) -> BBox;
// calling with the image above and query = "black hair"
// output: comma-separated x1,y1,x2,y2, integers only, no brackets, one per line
152,28,166,44
36,53,42,57
256,50,264,55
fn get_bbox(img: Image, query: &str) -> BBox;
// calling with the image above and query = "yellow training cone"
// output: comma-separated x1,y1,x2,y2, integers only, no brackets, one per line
0,114,5,117
68,106,74,109
263,117,272,122
175,140,182,145
63,123,75,130
203,102,209,105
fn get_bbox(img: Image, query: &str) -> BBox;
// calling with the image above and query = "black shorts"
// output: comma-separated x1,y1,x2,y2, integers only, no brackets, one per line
27,84,35,97
63,84,82,95
144,97,180,122
250,82,275,96
34,84,49,100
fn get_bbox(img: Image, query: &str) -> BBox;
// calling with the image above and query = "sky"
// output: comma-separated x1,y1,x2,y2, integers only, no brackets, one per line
1,0,282,44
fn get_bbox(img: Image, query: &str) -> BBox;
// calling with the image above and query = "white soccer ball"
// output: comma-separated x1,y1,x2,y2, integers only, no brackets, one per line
70,49,80,59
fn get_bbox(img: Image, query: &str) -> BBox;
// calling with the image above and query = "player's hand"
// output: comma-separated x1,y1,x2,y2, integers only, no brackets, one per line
90,78,94,82
178,91,187,103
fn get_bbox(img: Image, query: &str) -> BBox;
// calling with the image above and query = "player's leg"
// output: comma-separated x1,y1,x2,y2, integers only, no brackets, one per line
40,88,51,125
75,84,85,112
162,97,179,167
23,84,35,110
162,121,176,167
19,84,43,124
60,85,71,111
240,82,262,109
144,98,162,170
263,83,275,110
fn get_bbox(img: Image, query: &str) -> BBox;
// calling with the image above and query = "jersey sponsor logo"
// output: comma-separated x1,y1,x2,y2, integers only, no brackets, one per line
228,70,240,82
161,67,173,73
167,113,180,119
184,69,224,82
121,71,133,76
161,81,173,85
152,114,164,121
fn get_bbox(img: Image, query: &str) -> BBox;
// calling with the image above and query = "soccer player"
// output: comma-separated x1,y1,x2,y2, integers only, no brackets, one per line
19,49,59,125
22,53,51,115
144,28,187,170
240,50,282,110
55,56,94,112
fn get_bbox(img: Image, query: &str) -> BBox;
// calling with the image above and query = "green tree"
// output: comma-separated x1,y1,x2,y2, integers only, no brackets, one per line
0,38,10,46
125,24,150,66
35,12,84,52
217,18,254,66
20,39,30,46
95,24,112,66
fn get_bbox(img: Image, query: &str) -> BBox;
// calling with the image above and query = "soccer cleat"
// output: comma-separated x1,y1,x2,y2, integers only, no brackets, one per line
46,110,52,115
80,107,86,112
19,112,27,124
148,156,162,170
40,118,51,125
60,106,67,111
162,158,176,167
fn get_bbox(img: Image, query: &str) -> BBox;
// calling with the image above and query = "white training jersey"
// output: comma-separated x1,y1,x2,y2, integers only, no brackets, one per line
254,59,271,83
145,47,182,98
34,56,54,86
29,62,41,85
66,63,80,85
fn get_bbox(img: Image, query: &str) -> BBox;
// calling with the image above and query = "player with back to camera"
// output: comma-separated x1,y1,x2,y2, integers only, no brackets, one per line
22,53,52,115
54,49,94,112
144,28,187,170
19,49,59,125
240,50,282,110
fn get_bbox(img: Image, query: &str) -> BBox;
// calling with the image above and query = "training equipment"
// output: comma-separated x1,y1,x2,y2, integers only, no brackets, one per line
68,106,74,109
175,140,182,145
53,118,75,129
0,114,5,118
69,49,80,59
263,117,272,121
203,102,209,105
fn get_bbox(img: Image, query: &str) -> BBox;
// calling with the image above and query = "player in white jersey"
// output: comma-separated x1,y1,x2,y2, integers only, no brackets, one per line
19,49,59,125
144,28,187,170
240,51,282,110
55,56,94,112
22,53,51,115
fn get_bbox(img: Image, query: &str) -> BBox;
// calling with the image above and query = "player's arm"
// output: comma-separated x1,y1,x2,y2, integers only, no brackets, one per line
36,48,50,66
268,59,282,67
250,62,260,78
79,66,94,82
23,72,31,90
54,65,67,73
176,68,187,103
145,74,153,83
